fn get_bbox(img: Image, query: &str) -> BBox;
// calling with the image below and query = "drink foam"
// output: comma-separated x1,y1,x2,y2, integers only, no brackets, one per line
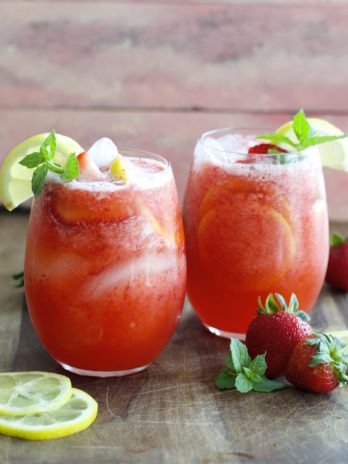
193,133,322,179
48,156,172,192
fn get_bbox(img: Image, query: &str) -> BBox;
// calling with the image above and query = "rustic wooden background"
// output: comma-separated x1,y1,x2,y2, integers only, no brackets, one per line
1,1,348,218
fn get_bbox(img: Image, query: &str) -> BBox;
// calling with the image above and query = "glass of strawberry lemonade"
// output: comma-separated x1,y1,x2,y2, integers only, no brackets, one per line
183,128,329,339
25,138,186,376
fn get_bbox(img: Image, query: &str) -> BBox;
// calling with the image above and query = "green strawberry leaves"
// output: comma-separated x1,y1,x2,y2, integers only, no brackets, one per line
258,109,346,153
256,293,310,322
215,338,287,393
19,131,79,196
306,333,348,386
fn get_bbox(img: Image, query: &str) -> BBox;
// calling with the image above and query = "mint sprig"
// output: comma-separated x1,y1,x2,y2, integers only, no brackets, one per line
330,232,348,247
215,338,287,393
258,109,346,152
19,131,79,196
12,271,24,288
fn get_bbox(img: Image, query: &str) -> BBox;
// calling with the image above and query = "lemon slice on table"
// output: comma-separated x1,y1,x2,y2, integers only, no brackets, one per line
0,388,98,440
0,133,83,211
325,330,348,354
277,118,348,171
0,372,72,416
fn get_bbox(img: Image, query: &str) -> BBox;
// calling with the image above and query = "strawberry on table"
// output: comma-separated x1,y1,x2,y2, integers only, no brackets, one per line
285,333,348,393
245,293,312,379
325,232,348,292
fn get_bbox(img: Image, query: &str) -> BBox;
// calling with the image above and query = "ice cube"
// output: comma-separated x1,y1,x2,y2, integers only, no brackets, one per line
82,252,179,299
88,137,119,168
193,136,226,171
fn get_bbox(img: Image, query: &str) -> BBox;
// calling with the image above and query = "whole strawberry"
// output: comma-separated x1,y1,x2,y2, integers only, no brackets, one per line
285,333,348,393
245,293,312,379
325,232,348,292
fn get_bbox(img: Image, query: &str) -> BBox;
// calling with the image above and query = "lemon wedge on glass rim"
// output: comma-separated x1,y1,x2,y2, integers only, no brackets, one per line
276,118,348,171
0,388,98,441
0,133,83,211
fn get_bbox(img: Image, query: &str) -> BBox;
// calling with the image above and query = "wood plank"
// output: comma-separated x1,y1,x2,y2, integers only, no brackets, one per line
1,3,348,112
1,212,348,463
4,1,348,6
0,213,27,371
1,109,348,220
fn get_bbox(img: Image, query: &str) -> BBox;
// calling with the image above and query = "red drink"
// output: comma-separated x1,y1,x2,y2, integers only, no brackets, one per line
25,148,186,376
184,130,329,338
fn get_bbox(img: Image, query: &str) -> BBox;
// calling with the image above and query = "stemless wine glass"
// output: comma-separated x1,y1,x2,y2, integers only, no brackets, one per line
183,128,329,339
25,148,186,377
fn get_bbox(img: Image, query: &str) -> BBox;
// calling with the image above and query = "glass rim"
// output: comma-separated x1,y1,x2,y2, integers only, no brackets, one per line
199,127,309,157
118,147,171,173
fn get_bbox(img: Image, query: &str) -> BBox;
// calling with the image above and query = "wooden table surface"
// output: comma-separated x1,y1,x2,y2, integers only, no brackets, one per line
1,211,348,464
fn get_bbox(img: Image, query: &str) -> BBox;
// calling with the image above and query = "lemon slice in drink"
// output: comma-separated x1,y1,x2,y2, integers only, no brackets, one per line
325,330,348,354
0,372,72,416
277,118,348,171
0,133,83,211
0,388,98,440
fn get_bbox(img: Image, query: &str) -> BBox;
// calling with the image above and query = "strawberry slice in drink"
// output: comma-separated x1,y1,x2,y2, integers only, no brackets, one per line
50,186,136,226
248,143,288,154
77,151,105,181
50,152,134,225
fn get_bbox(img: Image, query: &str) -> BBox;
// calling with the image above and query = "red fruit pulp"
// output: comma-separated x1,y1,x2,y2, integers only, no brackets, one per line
248,143,287,154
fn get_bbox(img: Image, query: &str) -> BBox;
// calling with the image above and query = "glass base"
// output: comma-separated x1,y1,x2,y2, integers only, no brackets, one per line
59,362,149,378
204,323,245,340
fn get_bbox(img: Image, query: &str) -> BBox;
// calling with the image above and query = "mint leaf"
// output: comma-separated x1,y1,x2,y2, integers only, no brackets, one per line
215,337,288,394
243,367,262,383
253,378,287,392
32,164,49,196
19,130,80,196
12,271,24,288
235,374,253,393
61,153,79,182
225,351,234,371
259,110,347,157
215,368,236,390
19,152,42,168
300,134,346,150
330,232,345,247
230,339,250,373
293,109,311,143
249,354,267,376
257,133,296,148
40,131,56,161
